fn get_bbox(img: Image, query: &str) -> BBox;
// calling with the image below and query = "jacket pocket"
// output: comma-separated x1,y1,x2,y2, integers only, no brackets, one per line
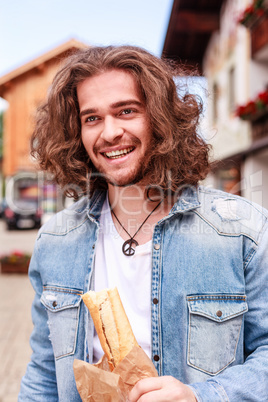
41,285,83,360
186,294,248,375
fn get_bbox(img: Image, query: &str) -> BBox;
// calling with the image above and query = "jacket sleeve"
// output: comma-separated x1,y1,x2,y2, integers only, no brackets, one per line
18,237,58,401
189,218,268,401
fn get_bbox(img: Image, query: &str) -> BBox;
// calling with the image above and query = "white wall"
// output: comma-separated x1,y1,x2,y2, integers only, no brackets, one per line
249,60,268,99
241,148,268,209
203,0,252,161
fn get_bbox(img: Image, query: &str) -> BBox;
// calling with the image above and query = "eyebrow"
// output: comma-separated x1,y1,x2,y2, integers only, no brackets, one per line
79,99,143,118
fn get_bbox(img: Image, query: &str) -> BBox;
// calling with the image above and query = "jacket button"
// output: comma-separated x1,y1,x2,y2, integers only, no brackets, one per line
154,244,160,250
216,310,222,317
153,298,159,304
52,301,57,307
153,355,160,362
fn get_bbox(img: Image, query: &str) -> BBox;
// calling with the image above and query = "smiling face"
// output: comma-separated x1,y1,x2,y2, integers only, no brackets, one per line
77,69,152,187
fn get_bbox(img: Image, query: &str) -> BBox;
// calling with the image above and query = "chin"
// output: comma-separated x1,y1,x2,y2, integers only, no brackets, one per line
94,161,148,188
106,171,145,188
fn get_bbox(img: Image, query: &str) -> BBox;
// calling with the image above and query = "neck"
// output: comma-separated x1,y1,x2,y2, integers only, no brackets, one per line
107,182,175,222
108,183,156,217
108,184,160,246
107,183,176,246
107,184,176,247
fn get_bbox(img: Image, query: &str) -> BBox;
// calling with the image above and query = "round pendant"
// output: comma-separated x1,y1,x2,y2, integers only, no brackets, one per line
122,238,138,256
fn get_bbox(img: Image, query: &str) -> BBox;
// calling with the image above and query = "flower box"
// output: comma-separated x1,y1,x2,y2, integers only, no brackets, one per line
1,261,30,274
0,251,31,274
235,89,268,121
238,0,268,29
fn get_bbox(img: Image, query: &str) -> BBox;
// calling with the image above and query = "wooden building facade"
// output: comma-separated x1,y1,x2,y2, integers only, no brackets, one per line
0,39,86,177
0,40,87,218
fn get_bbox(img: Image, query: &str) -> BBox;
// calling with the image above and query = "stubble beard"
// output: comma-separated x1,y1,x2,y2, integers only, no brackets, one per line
99,162,146,188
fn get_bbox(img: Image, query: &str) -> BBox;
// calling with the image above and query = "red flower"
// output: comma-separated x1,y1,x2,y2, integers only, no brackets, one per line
236,88,268,119
258,91,268,105
235,101,257,117
13,250,24,257
245,5,255,15
244,101,257,114
256,9,265,17
238,0,265,25
235,106,246,117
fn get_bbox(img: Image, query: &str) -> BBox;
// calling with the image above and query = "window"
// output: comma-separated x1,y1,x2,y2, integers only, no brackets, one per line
212,82,219,124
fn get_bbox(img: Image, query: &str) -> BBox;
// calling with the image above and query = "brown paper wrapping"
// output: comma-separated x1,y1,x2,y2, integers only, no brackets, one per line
73,346,158,402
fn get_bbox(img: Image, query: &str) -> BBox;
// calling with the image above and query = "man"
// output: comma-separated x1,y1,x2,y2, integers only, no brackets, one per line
19,46,268,401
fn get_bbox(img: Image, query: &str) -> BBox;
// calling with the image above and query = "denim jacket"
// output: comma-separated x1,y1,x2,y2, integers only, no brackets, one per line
19,186,268,401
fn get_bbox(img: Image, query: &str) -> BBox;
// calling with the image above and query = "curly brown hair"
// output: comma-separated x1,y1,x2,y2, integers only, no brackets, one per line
31,45,211,198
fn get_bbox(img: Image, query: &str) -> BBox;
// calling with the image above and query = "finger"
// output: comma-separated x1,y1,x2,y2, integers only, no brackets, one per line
128,377,163,401
133,389,170,402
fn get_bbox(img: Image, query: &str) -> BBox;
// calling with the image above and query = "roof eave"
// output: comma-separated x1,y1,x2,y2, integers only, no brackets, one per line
0,39,88,89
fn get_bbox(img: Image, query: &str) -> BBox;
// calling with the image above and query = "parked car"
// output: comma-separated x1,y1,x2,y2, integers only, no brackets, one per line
3,199,42,230
0,199,7,218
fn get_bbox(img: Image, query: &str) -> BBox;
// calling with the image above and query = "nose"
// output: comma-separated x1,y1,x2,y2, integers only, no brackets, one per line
100,116,124,143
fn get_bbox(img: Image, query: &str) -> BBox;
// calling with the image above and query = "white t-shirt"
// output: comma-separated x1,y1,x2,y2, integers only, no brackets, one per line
92,195,152,363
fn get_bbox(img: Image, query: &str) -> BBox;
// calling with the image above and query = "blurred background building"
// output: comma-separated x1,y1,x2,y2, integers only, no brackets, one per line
0,0,268,224
1,3,267,400
163,0,268,208
0,39,86,225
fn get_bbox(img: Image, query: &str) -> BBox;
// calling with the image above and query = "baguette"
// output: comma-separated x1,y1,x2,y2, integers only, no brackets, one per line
82,287,139,370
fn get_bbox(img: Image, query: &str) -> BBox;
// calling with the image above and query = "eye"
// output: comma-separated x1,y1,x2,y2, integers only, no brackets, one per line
86,116,99,122
121,109,133,115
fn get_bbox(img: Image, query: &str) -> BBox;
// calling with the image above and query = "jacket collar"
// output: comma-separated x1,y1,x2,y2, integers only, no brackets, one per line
86,190,107,222
171,185,200,214
81,185,200,223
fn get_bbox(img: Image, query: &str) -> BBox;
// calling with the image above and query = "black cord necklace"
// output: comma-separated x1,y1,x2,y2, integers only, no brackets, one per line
111,200,162,256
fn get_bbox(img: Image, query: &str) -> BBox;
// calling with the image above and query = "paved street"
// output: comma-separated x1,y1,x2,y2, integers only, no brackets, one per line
0,274,34,402
0,220,37,401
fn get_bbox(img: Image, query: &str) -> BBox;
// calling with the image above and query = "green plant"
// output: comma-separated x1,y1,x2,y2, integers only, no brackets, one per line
235,89,268,120
238,0,266,26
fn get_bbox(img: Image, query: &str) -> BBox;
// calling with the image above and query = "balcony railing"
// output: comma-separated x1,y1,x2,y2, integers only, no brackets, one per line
251,112,268,140
238,0,268,58
235,89,268,141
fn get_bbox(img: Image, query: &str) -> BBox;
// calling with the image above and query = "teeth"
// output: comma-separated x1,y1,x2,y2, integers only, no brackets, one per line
104,147,134,159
